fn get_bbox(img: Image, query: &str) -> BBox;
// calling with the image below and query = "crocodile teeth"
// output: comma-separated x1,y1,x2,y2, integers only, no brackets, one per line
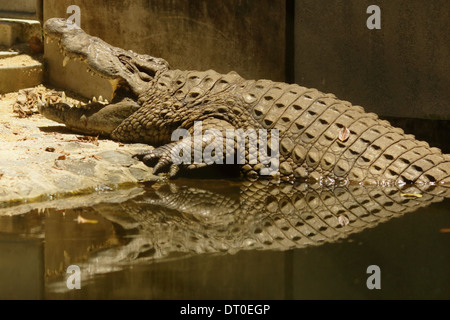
62,91,66,101
98,98,109,105
63,56,70,67
98,95,103,102
92,96,97,102
37,97,44,107
88,100,92,104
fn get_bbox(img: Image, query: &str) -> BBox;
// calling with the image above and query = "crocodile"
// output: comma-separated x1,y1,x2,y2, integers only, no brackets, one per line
40,18,450,186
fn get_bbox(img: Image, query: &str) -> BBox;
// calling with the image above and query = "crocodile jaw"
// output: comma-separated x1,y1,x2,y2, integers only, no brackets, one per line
44,18,169,97
38,99,140,137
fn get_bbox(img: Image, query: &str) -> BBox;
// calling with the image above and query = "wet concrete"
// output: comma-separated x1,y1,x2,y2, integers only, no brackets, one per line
0,87,159,214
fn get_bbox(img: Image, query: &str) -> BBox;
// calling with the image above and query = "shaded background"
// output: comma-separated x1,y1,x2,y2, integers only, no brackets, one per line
2,0,448,119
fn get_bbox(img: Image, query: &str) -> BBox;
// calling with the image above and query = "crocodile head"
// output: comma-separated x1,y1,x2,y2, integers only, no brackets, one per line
44,18,169,96
39,18,169,136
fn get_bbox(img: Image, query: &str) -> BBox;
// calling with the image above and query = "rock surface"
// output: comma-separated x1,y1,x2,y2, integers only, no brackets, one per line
0,85,158,213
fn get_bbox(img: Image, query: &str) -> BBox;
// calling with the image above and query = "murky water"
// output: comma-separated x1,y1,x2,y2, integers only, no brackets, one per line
0,177,449,300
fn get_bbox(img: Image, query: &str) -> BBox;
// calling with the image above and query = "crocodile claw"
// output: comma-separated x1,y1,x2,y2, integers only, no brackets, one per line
133,145,180,177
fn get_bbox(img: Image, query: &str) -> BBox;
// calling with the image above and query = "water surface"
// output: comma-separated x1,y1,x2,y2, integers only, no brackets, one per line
0,178,449,299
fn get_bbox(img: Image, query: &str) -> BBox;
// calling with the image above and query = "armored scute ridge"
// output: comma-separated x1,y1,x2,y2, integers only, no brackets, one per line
39,18,450,186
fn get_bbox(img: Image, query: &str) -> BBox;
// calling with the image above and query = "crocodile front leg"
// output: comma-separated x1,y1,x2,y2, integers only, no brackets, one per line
132,118,238,177
131,115,279,179
132,140,197,177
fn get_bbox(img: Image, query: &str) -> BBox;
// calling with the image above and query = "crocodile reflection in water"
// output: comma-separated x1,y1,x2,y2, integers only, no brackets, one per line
73,180,449,273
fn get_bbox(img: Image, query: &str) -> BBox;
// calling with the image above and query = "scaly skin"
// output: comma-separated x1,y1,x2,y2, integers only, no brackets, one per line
40,18,450,185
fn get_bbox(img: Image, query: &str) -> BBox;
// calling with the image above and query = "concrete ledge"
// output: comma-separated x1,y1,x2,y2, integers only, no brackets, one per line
0,62,43,93
0,11,38,20
0,18,41,47
0,51,19,58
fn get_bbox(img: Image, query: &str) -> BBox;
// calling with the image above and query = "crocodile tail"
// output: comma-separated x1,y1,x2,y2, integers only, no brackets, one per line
418,155,450,185
240,80,450,185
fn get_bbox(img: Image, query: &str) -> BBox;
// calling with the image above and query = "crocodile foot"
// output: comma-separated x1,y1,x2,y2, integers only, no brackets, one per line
133,144,181,177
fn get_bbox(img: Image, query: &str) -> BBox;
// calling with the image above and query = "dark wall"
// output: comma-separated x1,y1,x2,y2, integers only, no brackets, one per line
44,0,286,99
295,0,450,119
